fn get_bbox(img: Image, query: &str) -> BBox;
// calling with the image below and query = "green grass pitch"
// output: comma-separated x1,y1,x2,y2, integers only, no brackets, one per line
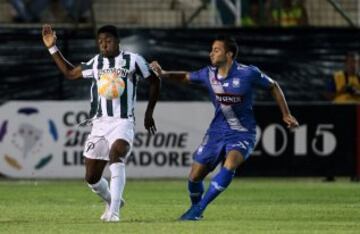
0,178,359,234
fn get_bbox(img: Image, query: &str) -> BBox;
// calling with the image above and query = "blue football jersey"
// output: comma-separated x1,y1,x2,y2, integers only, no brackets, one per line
189,61,274,135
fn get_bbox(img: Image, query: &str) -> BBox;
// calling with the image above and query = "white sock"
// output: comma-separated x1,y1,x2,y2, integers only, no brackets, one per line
88,177,111,205
109,162,126,216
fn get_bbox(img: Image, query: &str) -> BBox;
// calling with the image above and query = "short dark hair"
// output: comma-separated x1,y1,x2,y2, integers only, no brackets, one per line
214,35,239,59
97,25,119,40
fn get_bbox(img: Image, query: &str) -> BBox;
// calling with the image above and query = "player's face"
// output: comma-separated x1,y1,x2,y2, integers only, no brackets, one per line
97,33,119,57
209,41,228,67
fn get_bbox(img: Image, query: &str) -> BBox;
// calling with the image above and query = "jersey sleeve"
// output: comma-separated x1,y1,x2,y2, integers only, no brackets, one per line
134,54,152,79
80,56,97,79
250,65,274,89
189,67,208,85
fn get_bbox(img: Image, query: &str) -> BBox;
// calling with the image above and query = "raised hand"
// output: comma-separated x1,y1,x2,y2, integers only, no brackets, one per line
42,24,57,48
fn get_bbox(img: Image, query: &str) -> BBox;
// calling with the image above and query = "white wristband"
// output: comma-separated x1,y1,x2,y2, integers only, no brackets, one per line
48,45,58,55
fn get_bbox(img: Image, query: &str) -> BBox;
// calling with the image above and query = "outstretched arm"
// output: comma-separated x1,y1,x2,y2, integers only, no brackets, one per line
270,81,299,129
144,74,161,135
150,61,190,84
42,24,82,80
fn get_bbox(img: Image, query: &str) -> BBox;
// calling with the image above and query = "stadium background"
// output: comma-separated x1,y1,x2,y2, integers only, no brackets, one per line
0,0,359,179
1,1,360,233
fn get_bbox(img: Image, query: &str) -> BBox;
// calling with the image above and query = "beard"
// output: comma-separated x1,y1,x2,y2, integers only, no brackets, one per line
211,59,226,68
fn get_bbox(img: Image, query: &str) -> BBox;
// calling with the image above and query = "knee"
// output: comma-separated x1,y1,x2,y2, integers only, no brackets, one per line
85,173,101,185
224,150,245,170
188,173,203,182
188,164,208,182
109,139,130,162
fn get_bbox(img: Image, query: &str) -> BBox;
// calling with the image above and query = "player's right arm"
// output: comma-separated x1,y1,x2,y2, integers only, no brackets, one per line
150,61,190,84
42,24,82,80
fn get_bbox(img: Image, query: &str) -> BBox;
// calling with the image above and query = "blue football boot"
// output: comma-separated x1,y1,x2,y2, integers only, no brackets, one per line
179,205,204,221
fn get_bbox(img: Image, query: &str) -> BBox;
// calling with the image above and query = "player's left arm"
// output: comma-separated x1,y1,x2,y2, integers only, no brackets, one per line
252,66,299,129
136,55,161,135
269,81,299,129
145,74,160,134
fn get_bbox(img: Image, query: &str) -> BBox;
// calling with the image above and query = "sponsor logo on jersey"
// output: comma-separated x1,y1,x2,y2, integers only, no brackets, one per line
215,93,243,105
98,67,129,78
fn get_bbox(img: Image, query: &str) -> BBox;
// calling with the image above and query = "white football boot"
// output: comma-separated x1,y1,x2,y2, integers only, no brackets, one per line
101,199,125,221
104,212,120,222
100,204,110,221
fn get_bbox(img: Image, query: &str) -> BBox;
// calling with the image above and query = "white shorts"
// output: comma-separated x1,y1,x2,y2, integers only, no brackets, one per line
83,117,134,161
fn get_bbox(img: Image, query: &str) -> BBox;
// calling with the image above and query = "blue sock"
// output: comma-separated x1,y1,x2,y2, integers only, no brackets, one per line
188,180,204,205
199,167,235,210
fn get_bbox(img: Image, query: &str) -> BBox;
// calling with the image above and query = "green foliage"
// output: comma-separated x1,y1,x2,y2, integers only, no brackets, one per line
0,178,359,234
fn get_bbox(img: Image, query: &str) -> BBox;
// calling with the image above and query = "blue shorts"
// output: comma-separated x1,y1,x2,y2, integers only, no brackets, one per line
193,131,255,171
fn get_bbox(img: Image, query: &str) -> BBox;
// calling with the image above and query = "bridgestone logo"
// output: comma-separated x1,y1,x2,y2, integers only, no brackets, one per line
215,93,243,105
99,67,129,78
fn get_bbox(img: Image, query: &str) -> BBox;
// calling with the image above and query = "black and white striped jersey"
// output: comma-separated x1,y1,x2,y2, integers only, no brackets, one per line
81,50,152,119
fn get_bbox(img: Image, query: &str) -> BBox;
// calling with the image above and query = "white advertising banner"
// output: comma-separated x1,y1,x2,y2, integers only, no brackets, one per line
0,101,212,178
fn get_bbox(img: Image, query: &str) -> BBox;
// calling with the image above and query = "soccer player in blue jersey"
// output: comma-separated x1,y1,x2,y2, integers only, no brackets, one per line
150,35,298,221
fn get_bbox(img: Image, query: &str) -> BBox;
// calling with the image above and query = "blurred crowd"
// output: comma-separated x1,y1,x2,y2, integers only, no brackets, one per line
8,0,90,23
216,0,308,27
325,52,360,104
6,0,309,26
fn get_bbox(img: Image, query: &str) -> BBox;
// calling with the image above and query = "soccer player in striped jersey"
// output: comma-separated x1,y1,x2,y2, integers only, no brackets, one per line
42,24,160,222
150,36,298,221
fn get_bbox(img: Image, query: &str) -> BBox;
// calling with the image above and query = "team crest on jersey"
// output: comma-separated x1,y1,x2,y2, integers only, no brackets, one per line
232,78,240,88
